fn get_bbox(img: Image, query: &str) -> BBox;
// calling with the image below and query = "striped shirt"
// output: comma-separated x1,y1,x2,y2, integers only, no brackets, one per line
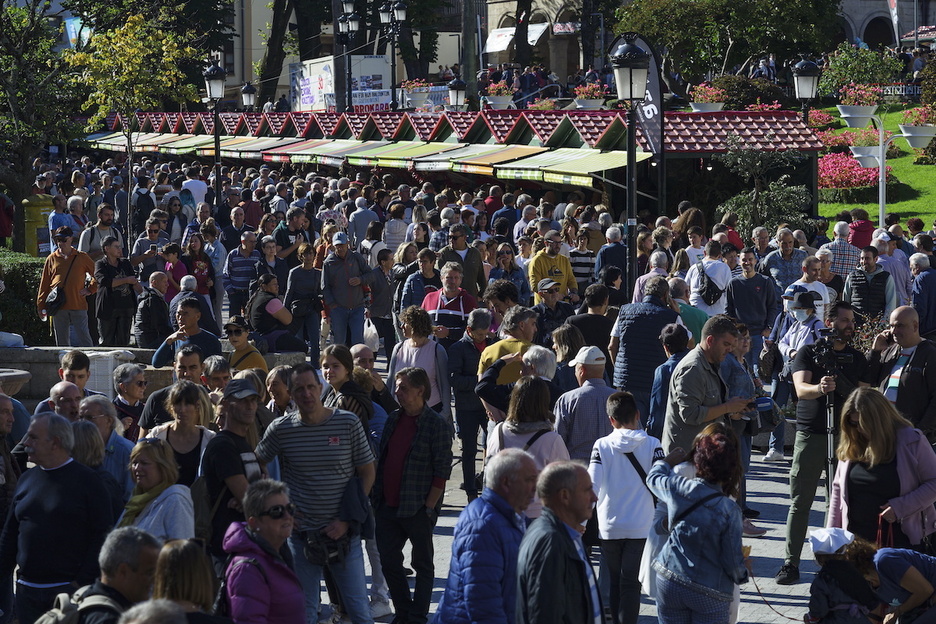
222,248,261,292
255,410,375,531
820,238,862,279
569,249,596,286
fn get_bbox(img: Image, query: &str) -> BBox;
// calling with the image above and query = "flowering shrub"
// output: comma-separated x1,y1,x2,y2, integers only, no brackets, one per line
807,110,835,128
528,98,558,110
901,105,936,125
690,83,727,103
816,130,853,150
816,128,900,157
818,151,893,188
573,83,606,99
851,127,895,147
744,99,783,112
400,78,430,92
486,81,515,96
838,82,882,106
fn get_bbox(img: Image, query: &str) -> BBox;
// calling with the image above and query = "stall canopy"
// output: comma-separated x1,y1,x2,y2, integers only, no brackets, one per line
494,148,586,181
412,144,507,171
262,139,334,163
345,141,422,167
219,137,302,160
450,145,548,175
484,23,550,53
541,150,650,186
195,136,255,156
159,134,217,155
374,142,466,169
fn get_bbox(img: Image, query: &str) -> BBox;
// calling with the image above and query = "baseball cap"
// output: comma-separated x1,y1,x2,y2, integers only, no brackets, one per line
569,346,607,367
537,278,560,292
112,176,123,186
332,232,349,245
223,315,249,332
782,284,808,300
53,226,74,239
809,527,854,555
222,378,260,400
793,291,819,310
877,232,893,242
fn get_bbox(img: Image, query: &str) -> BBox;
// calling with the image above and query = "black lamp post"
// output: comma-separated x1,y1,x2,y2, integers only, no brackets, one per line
338,2,360,113
203,60,226,212
609,32,650,299
447,78,467,110
379,1,407,110
241,82,257,112
792,57,821,124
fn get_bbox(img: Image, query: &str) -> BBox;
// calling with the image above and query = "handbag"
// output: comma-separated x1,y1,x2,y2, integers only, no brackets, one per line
876,514,895,548
44,253,78,316
758,340,780,383
289,298,313,317
302,530,352,567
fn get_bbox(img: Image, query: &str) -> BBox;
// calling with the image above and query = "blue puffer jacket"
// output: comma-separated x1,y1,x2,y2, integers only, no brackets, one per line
612,295,678,391
434,488,526,624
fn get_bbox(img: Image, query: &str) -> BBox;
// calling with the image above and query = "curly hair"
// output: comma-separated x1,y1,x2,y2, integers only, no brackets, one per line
693,432,741,498
399,305,433,339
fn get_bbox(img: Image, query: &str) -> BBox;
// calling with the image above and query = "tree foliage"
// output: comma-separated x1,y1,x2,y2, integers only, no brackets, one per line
715,134,813,236
0,0,85,250
616,0,841,95
818,42,903,95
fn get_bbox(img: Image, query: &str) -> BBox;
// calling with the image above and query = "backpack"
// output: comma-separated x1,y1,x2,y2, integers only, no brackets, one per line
131,189,156,236
695,258,724,306
213,555,269,617
34,585,124,624
189,476,228,548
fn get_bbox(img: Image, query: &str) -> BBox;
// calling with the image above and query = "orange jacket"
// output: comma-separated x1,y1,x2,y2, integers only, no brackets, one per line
37,249,98,312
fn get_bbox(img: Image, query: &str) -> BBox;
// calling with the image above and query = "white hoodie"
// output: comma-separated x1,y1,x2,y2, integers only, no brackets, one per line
588,427,664,540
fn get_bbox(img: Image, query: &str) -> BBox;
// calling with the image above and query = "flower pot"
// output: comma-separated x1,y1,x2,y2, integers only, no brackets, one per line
849,146,879,157
899,124,936,149
690,102,725,112
837,104,878,128
574,98,605,110
485,95,514,110
405,91,430,109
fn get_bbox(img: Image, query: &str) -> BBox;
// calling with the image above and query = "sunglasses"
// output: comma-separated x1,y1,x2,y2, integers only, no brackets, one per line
541,288,560,294
226,329,245,337
138,437,165,448
131,380,148,388
148,229,160,234
259,503,296,519
497,251,513,256
546,240,562,245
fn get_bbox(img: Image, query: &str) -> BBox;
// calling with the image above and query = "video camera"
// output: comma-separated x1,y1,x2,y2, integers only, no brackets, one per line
814,328,853,375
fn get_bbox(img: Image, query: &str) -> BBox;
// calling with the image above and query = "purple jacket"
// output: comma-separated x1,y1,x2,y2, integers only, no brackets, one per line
223,522,304,624
828,426,936,544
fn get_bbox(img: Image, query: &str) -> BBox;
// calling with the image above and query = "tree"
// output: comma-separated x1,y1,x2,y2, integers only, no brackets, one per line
818,42,903,95
615,0,841,97
715,134,813,236
0,0,85,252
65,14,199,237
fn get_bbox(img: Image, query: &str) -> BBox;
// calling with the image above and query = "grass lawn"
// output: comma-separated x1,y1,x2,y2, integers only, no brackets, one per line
818,102,936,226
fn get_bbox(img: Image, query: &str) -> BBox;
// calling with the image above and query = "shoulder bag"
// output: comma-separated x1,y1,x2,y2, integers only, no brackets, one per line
45,253,78,316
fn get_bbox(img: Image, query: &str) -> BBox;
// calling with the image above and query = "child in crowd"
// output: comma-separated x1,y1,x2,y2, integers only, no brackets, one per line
805,528,878,624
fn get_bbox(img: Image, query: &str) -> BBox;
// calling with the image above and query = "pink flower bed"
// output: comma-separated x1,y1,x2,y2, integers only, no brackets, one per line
818,152,893,189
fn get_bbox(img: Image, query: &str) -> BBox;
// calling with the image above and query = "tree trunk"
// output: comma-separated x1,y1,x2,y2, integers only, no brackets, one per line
580,0,594,71
257,0,295,104
1,146,37,254
294,0,325,60
513,0,532,68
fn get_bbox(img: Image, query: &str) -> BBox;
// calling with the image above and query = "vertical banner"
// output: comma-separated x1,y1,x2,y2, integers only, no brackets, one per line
887,0,901,45
635,37,663,155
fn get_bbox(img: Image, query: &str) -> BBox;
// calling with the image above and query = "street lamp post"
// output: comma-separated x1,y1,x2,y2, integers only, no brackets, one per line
792,57,821,124
241,82,257,112
380,1,407,110
447,78,466,110
609,32,650,299
338,2,360,113
203,60,226,213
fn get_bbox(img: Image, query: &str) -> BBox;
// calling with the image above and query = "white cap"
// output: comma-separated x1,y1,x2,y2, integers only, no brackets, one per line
809,527,854,555
569,346,606,367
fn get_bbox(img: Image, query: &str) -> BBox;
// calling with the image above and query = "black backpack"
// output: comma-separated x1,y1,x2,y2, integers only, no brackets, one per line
695,258,724,306
131,189,156,236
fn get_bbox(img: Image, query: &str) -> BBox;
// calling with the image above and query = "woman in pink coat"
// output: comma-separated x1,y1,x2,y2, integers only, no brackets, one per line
828,388,936,548
224,479,304,624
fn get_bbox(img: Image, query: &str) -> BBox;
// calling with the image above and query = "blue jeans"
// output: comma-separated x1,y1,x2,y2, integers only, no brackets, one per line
455,408,488,495
330,306,365,348
294,313,321,364
16,583,70,624
746,334,764,378
228,289,249,318
769,375,792,454
657,574,731,624
288,533,373,624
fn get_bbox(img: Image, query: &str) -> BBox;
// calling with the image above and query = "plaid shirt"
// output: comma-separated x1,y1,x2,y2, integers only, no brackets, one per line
429,229,449,252
375,404,454,517
821,238,862,278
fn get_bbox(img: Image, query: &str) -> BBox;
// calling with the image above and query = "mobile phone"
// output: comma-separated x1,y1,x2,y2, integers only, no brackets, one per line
149,244,157,253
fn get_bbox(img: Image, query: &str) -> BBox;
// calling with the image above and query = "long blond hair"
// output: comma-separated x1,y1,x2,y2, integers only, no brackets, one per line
837,387,913,467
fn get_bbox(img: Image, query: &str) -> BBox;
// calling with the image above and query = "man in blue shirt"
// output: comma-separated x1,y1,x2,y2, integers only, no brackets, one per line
760,228,807,298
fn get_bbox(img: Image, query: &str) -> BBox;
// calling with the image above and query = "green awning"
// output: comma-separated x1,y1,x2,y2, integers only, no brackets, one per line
345,142,419,167
376,142,467,169
195,135,257,156
263,139,335,163
290,139,362,164
160,134,217,155
138,133,200,152
85,131,124,149
315,141,389,167
541,150,650,186
220,137,302,159
494,148,587,181
412,144,506,171
89,132,166,152
450,145,548,176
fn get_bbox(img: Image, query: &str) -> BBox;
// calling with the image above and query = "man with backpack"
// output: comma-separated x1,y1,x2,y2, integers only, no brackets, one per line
129,178,156,240
686,240,732,315
43,527,161,624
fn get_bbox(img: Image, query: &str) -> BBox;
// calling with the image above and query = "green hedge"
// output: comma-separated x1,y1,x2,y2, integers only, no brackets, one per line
818,185,894,204
709,76,791,111
0,248,54,346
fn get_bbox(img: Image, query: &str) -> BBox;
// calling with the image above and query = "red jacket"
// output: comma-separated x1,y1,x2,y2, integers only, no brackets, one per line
848,219,875,249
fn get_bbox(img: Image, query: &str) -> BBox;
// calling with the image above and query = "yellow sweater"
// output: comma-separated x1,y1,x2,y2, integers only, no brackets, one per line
527,250,577,304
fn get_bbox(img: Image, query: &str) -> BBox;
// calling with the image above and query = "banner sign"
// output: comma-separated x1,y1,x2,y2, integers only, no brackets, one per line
635,36,664,156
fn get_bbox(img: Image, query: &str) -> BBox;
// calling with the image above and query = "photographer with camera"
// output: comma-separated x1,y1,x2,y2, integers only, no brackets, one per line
775,301,871,585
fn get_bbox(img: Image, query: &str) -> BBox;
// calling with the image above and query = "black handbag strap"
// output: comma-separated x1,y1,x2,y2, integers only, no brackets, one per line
624,452,657,505
496,424,549,452
57,252,78,288
672,491,724,527
230,347,260,370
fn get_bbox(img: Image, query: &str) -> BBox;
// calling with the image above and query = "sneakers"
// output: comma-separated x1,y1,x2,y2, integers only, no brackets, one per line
742,519,767,537
742,507,760,519
775,563,800,585
370,598,393,620
763,449,785,462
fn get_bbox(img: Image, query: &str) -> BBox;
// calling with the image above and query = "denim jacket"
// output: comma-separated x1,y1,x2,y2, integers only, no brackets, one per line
646,461,748,599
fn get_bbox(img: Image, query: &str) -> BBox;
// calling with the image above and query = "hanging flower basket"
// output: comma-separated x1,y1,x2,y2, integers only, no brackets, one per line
574,98,605,110
690,102,725,112
485,95,514,110
689,83,726,111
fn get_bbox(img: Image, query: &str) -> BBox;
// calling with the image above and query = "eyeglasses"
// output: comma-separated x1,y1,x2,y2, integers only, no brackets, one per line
226,329,245,337
541,288,560,294
546,239,562,245
132,380,148,388
497,251,513,256
259,503,296,519
147,229,160,235
82,413,106,420
450,234,463,239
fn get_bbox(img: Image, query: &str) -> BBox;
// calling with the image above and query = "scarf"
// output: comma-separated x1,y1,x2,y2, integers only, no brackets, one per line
119,479,172,527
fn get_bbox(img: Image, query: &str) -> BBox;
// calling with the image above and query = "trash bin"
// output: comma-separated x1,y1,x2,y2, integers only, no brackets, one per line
22,194,54,257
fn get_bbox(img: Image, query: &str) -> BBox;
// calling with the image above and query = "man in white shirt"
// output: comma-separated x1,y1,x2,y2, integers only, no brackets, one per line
790,255,830,321
685,240,732,315
181,166,208,205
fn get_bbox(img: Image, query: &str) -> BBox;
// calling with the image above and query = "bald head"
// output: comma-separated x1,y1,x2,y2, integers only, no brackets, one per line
350,344,376,371
890,306,922,348
50,381,81,421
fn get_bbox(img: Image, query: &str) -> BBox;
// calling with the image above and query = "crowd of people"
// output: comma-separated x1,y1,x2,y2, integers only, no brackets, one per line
8,154,936,624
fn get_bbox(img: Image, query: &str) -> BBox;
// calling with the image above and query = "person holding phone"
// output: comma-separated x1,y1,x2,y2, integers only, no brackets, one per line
131,217,168,282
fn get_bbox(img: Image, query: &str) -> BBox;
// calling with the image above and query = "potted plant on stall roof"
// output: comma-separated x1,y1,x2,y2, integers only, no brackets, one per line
836,82,882,124
401,78,431,109
689,83,727,112
572,82,606,109
484,81,516,110
528,98,558,110
899,104,936,148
